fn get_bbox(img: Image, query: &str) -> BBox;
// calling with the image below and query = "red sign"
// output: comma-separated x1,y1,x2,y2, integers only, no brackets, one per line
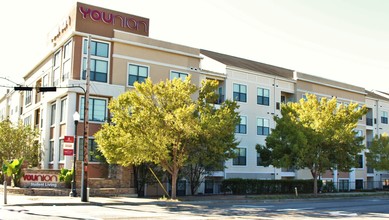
64,149,74,156
64,136,74,143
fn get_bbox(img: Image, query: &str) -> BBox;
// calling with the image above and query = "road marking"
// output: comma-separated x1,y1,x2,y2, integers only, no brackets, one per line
329,211,358,217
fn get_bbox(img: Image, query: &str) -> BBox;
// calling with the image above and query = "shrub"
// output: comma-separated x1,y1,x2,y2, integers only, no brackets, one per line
221,178,322,195
59,168,73,188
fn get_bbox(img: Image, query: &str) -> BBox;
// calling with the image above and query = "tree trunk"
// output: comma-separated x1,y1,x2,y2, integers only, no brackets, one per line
171,167,179,200
312,170,318,196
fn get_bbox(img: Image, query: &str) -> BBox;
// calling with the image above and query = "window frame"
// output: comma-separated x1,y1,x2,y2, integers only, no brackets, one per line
81,38,110,83
170,70,188,81
127,63,149,86
50,103,56,126
80,96,108,123
235,116,247,134
233,83,247,102
78,137,100,162
381,111,388,124
257,118,270,136
60,98,67,123
233,147,247,166
257,87,270,106
62,40,72,81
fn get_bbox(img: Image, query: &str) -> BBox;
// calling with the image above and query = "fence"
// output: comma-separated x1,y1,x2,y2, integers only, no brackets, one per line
321,181,389,192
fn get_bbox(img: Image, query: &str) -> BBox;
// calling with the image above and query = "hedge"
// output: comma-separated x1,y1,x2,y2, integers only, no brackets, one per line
221,178,322,194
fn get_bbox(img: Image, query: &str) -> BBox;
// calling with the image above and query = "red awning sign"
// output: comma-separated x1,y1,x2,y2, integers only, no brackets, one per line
64,136,74,143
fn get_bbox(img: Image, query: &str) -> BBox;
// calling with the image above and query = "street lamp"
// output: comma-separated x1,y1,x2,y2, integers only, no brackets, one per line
70,111,80,197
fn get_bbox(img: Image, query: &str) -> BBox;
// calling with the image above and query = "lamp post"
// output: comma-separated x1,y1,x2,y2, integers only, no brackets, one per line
70,111,80,197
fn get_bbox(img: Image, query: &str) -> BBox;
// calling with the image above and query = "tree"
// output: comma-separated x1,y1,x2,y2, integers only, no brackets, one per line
0,120,40,168
182,80,240,195
366,133,389,171
259,94,367,195
95,77,239,199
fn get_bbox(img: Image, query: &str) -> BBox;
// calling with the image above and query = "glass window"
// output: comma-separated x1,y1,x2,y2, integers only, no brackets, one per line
128,64,148,86
51,103,56,126
60,99,67,122
25,90,32,105
357,154,363,168
233,148,246,166
257,88,270,106
235,116,247,134
381,111,388,124
80,97,107,122
257,118,270,136
49,140,54,162
59,139,64,161
170,71,188,80
233,83,247,102
78,138,99,162
82,39,110,83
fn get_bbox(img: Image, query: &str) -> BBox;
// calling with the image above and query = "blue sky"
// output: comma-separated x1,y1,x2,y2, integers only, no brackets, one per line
1,0,388,94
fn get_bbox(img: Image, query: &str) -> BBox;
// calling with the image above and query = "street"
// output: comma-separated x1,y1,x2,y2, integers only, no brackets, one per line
1,194,389,219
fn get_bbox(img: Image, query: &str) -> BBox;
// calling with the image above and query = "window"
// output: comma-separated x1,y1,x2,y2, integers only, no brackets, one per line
257,88,270,106
233,84,247,102
257,152,262,166
128,64,148,86
51,103,56,126
59,139,64,161
78,138,99,162
24,115,31,126
62,41,72,81
302,94,307,101
60,99,67,122
25,90,32,105
257,118,270,136
235,116,247,134
381,111,388,124
42,74,49,87
170,71,188,80
53,50,61,86
82,39,109,83
356,154,363,168
233,148,246,166
80,97,107,122
49,140,54,162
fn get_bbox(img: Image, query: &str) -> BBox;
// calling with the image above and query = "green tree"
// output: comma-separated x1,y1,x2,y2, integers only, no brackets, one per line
366,133,389,170
0,120,40,168
182,80,240,195
95,77,239,199
259,94,367,195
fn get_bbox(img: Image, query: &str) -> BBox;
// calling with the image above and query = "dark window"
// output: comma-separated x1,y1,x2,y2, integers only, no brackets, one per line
233,84,247,102
80,97,107,122
235,116,247,134
128,64,148,86
357,155,363,168
79,138,99,162
257,88,270,106
233,148,246,166
170,71,188,80
257,118,270,136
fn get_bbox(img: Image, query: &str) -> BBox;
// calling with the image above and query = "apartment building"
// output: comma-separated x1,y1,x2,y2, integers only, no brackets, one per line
0,2,388,195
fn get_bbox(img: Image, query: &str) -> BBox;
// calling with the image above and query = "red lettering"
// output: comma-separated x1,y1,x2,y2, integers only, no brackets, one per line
79,6,90,19
91,10,101,21
101,12,113,24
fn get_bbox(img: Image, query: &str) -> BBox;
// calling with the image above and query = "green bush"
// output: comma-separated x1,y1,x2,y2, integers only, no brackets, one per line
221,178,322,195
59,168,73,188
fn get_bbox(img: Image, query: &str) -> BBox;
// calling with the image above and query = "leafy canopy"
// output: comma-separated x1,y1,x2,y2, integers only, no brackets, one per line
366,133,389,171
259,94,367,194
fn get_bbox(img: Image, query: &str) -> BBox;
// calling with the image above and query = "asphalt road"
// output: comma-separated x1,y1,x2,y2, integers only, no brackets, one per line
0,195,388,219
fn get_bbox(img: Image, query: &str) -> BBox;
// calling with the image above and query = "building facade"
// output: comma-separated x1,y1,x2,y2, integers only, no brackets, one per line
1,2,389,195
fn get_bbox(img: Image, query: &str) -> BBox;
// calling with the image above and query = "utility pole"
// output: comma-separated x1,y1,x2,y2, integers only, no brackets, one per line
81,35,91,202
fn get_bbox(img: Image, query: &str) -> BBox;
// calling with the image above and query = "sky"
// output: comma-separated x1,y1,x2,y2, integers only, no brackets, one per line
1,0,388,95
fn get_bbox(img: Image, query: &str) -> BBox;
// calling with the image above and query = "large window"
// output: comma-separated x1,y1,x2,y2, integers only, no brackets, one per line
233,83,247,102
356,154,363,168
82,39,109,83
235,116,247,134
25,90,32,105
49,140,54,162
170,71,188,80
59,139,64,161
257,118,270,136
233,148,246,166
381,111,388,124
80,97,107,122
62,41,72,81
128,64,148,86
78,138,99,162
60,98,67,122
257,88,270,106
51,103,56,126
53,50,61,86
